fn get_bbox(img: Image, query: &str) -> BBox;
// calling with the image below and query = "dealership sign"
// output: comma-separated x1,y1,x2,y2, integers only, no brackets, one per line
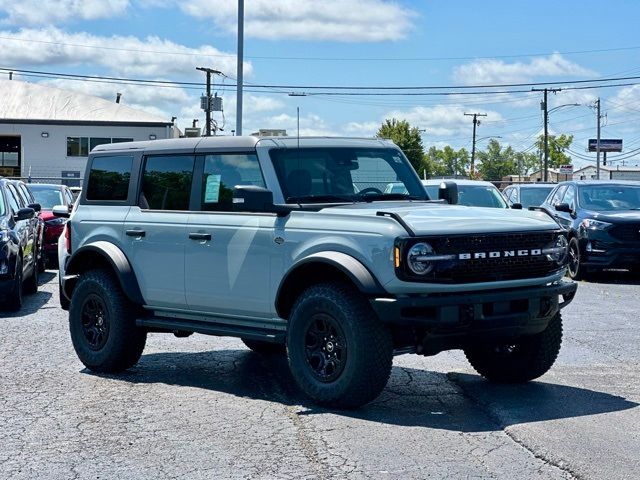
588,139,623,152
559,165,573,174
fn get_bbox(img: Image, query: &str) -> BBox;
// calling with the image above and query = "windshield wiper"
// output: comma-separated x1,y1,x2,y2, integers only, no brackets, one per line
286,194,354,203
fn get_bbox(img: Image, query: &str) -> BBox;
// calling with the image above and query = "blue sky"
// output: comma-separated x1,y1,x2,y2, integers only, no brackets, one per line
1,0,640,168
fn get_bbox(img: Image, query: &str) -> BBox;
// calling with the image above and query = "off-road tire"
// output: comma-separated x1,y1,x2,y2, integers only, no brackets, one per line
464,313,563,383
287,282,393,409
24,259,38,295
567,237,585,280
4,256,23,311
242,338,286,355
69,269,146,373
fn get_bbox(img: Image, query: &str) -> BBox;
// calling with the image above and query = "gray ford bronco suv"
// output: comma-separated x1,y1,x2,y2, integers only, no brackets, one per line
60,136,576,408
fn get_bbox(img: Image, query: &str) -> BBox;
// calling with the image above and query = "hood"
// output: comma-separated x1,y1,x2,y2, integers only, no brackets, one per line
323,202,560,235
590,210,640,223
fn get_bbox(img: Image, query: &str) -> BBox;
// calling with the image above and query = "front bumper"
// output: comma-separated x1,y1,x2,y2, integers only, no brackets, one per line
371,280,577,353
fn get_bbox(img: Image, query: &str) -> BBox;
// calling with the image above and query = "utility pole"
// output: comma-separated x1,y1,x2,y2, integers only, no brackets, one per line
464,112,487,177
236,0,244,136
196,67,222,136
596,97,601,179
532,87,562,182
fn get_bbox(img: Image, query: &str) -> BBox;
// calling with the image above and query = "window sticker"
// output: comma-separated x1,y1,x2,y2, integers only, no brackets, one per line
204,174,221,203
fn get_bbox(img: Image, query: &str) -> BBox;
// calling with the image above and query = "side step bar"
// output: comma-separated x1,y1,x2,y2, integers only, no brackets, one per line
136,317,286,343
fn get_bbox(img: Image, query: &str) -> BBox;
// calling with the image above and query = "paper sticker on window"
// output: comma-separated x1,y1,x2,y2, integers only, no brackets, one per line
204,174,221,203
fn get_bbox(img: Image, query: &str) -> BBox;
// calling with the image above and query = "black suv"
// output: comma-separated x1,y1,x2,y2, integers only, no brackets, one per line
541,180,640,279
0,179,40,309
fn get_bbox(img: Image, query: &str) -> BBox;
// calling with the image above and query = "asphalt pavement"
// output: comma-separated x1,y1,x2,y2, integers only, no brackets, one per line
0,271,638,479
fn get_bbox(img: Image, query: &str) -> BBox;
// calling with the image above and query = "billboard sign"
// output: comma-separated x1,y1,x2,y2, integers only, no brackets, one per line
588,139,622,152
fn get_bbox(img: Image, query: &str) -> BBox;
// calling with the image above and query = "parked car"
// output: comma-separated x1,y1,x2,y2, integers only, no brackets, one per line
540,180,640,279
69,186,82,201
7,179,45,272
503,183,555,209
0,179,39,309
27,183,74,267
422,179,509,208
59,136,575,409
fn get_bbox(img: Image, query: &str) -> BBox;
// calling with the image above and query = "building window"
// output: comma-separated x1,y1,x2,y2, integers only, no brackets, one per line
67,137,136,157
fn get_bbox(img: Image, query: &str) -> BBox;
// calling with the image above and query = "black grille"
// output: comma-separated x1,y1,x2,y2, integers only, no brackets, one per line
609,224,640,243
399,231,563,284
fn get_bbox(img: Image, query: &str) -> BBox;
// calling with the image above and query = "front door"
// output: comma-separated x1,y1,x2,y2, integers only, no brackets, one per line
185,152,274,320
124,154,196,308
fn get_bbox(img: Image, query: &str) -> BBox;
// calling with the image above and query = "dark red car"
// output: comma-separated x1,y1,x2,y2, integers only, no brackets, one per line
27,184,74,267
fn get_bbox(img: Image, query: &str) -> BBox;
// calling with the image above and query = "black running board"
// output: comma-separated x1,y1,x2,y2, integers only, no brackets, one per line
136,317,286,343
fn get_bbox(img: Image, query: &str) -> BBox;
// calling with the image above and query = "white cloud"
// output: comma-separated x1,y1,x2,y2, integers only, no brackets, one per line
384,105,503,137
343,121,380,136
0,27,250,78
0,0,129,25
453,53,595,85
179,0,415,42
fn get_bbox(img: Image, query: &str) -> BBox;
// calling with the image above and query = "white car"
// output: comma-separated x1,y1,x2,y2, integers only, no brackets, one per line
422,179,509,208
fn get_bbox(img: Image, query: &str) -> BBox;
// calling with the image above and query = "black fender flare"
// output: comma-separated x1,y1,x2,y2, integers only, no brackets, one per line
66,241,144,305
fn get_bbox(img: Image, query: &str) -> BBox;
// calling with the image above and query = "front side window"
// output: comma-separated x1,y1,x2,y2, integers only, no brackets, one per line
562,186,576,209
140,155,195,210
86,155,133,201
201,153,265,211
549,185,568,206
270,147,425,203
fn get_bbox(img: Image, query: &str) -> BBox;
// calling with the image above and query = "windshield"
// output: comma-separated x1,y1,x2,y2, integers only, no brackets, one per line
31,187,64,210
578,184,640,211
424,184,507,208
520,186,554,208
269,147,426,203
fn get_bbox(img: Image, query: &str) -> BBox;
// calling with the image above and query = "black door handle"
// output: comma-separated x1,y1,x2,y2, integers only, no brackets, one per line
189,232,212,241
126,229,146,237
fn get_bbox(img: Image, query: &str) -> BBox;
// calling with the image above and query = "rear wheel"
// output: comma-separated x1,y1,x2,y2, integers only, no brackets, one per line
464,313,563,383
242,338,286,355
287,282,393,409
69,269,146,373
4,256,23,311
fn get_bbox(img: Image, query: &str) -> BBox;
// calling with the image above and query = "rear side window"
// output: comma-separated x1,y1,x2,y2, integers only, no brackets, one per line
86,155,133,201
140,155,195,210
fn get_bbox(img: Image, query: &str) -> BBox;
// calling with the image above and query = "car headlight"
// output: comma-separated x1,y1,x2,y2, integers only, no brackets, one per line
407,242,437,275
45,217,67,226
543,235,569,264
581,219,612,230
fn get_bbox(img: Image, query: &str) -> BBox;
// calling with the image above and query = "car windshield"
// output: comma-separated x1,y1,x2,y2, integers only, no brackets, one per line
520,186,554,208
31,187,64,210
578,184,640,211
269,147,426,203
424,184,507,208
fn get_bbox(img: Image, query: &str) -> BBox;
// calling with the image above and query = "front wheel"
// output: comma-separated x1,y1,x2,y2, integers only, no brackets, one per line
287,282,393,409
567,237,585,280
464,313,563,383
69,269,146,373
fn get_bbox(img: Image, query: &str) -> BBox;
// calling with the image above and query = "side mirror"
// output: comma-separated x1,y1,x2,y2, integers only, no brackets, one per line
52,204,71,218
438,181,458,205
555,203,572,213
28,203,41,213
14,207,35,222
232,186,293,216
511,203,523,210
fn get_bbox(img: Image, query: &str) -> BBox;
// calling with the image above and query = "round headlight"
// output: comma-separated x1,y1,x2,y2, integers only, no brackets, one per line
407,242,435,275
546,235,568,263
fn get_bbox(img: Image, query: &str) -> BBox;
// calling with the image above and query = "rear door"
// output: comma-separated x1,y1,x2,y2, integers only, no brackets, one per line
124,153,196,309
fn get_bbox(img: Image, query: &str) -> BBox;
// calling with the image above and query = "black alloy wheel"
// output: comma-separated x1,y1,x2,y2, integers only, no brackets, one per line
304,313,347,383
567,238,583,280
80,294,110,350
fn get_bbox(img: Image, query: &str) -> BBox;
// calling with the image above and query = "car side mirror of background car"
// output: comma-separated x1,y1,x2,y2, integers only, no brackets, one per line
28,202,41,213
511,203,523,210
555,203,572,213
14,207,35,222
233,185,295,217
52,205,71,218
438,181,458,205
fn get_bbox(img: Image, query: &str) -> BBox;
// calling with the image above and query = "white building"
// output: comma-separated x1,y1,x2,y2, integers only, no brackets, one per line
573,165,640,181
0,80,176,182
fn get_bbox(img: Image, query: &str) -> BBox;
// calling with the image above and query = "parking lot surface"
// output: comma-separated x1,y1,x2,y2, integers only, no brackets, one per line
1,272,638,479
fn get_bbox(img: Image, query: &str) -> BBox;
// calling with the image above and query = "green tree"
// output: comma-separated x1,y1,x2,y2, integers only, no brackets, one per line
424,146,470,178
514,151,540,176
376,119,426,174
536,134,574,168
476,139,519,180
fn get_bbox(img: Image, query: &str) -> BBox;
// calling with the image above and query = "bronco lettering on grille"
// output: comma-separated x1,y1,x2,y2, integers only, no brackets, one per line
458,249,542,260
